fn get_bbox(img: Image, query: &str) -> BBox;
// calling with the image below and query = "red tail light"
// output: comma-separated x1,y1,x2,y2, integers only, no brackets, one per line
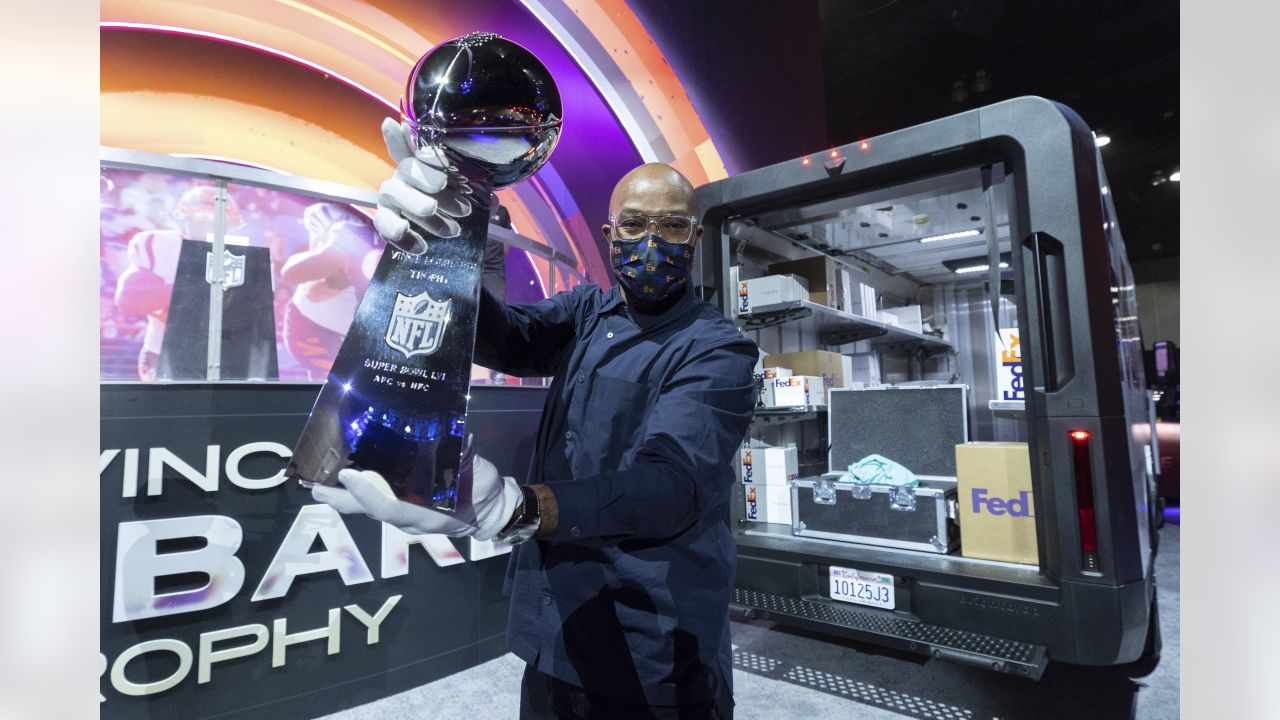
1070,429,1100,571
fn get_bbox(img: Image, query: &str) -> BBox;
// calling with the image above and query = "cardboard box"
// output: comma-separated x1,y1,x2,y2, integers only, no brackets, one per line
737,274,809,314
880,305,923,334
955,442,1038,565
768,257,842,310
740,446,798,486
764,350,846,396
744,482,793,524
771,375,826,407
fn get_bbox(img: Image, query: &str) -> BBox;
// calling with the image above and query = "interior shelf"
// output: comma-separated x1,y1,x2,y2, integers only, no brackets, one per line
736,300,953,352
751,405,827,426
988,400,1026,413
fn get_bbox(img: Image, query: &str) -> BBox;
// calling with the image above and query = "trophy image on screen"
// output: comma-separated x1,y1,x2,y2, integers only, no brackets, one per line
287,32,561,516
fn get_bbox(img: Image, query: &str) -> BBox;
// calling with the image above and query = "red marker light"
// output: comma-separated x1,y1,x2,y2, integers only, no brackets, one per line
829,149,840,158
858,140,871,153
1069,430,1091,441
801,156,811,166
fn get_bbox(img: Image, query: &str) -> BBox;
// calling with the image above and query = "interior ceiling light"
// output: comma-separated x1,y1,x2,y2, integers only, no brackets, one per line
1169,170,1181,182
943,252,1011,274
1093,132,1111,148
919,228,982,243
954,262,1009,274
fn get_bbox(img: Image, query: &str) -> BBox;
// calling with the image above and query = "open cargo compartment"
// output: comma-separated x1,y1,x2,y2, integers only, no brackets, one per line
697,97,1160,679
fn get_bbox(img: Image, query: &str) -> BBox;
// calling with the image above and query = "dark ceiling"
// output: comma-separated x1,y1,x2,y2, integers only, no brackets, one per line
820,0,1178,278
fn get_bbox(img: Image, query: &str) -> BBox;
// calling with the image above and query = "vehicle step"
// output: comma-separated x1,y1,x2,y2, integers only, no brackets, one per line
732,587,1049,680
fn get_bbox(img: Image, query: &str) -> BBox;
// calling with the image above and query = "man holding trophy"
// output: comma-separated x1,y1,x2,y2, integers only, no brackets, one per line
303,33,755,720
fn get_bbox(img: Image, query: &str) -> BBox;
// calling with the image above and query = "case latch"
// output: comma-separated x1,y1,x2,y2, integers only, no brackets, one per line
812,478,837,505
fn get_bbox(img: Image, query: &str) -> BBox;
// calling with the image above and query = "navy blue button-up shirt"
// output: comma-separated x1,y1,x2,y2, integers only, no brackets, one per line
474,283,757,706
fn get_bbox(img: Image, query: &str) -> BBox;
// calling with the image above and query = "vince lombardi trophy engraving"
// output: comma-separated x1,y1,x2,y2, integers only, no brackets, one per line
287,33,561,515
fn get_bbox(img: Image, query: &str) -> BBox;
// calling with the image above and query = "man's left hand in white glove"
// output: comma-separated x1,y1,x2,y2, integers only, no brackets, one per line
311,436,524,542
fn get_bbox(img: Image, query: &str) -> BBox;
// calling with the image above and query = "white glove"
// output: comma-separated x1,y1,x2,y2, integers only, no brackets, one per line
311,437,524,541
374,118,473,252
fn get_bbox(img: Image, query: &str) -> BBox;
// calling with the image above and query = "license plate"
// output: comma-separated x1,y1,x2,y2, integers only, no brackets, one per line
828,565,895,610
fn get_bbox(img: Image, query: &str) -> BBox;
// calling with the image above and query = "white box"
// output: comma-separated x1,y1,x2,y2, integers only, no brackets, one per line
771,375,826,407
840,268,854,314
880,305,923,333
744,482,793,524
855,283,877,319
879,311,900,327
840,355,854,389
847,353,880,384
738,274,809,314
729,265,741,318
740,445,798,486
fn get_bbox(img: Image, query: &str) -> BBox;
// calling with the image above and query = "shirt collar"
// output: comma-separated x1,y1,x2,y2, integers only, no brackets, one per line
599,285,627,314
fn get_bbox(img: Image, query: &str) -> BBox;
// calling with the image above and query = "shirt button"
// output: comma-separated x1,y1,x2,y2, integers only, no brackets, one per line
570,526,581,538
541,596,552,606
577,374,584,383
564,431,573,440
606,331,615,339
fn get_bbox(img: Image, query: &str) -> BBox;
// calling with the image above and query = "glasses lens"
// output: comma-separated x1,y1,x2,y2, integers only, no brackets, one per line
615,215,648,240
658,217,692,243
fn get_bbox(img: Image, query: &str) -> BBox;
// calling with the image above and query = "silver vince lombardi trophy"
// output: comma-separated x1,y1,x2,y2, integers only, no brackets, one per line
287,32,562,518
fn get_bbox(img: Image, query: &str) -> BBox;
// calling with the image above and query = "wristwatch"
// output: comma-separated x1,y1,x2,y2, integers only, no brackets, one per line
495,485,541,545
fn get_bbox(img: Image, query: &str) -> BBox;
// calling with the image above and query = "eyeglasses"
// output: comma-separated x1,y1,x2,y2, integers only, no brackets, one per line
610,212,698,244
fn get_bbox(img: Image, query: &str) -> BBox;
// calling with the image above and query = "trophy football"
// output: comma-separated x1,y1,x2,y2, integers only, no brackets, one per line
287,32,562,517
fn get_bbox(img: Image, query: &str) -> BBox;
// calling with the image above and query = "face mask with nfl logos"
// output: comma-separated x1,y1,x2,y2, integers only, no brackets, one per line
610,234,693,304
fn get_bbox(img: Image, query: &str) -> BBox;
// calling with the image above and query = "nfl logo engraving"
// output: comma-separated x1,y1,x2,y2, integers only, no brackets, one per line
206,249,246,288
385,291,452,359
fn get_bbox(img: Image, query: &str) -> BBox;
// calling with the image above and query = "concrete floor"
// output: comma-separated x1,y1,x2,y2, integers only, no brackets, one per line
320,525,1178,720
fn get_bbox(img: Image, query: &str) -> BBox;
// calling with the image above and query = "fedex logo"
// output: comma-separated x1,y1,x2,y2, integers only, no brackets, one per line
998,331,1024,401
746,485,760,520
741,451,754,483
739,281,751,313
971,488,1033,517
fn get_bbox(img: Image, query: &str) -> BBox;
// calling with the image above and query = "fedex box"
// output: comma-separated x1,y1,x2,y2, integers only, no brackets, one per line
995,329,1024,402
738,274,809,314
741,446,798,523
771,375,826,407
743,483,794,524
955,442,1038,565
764,350,846,397
740,446,798,486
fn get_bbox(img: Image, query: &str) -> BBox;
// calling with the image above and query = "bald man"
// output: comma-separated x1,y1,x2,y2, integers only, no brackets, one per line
325,123,757,720
469,163,756,719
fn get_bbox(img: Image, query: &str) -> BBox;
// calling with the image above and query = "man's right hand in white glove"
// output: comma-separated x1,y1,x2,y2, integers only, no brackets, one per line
310,436,524,542
374,117,474,253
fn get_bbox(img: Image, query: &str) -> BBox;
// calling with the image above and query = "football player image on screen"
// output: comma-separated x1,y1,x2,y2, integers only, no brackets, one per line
114,186,244,380
280,203,379,377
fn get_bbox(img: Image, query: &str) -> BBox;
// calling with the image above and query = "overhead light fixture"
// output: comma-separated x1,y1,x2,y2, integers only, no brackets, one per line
942,252,1012,274
1093,132,1111,148
1169,170,1180,182
954,262,1009,274
919,228,982,243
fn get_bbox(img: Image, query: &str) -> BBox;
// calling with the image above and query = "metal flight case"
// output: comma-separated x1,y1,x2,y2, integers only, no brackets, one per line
695,96,1160,679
